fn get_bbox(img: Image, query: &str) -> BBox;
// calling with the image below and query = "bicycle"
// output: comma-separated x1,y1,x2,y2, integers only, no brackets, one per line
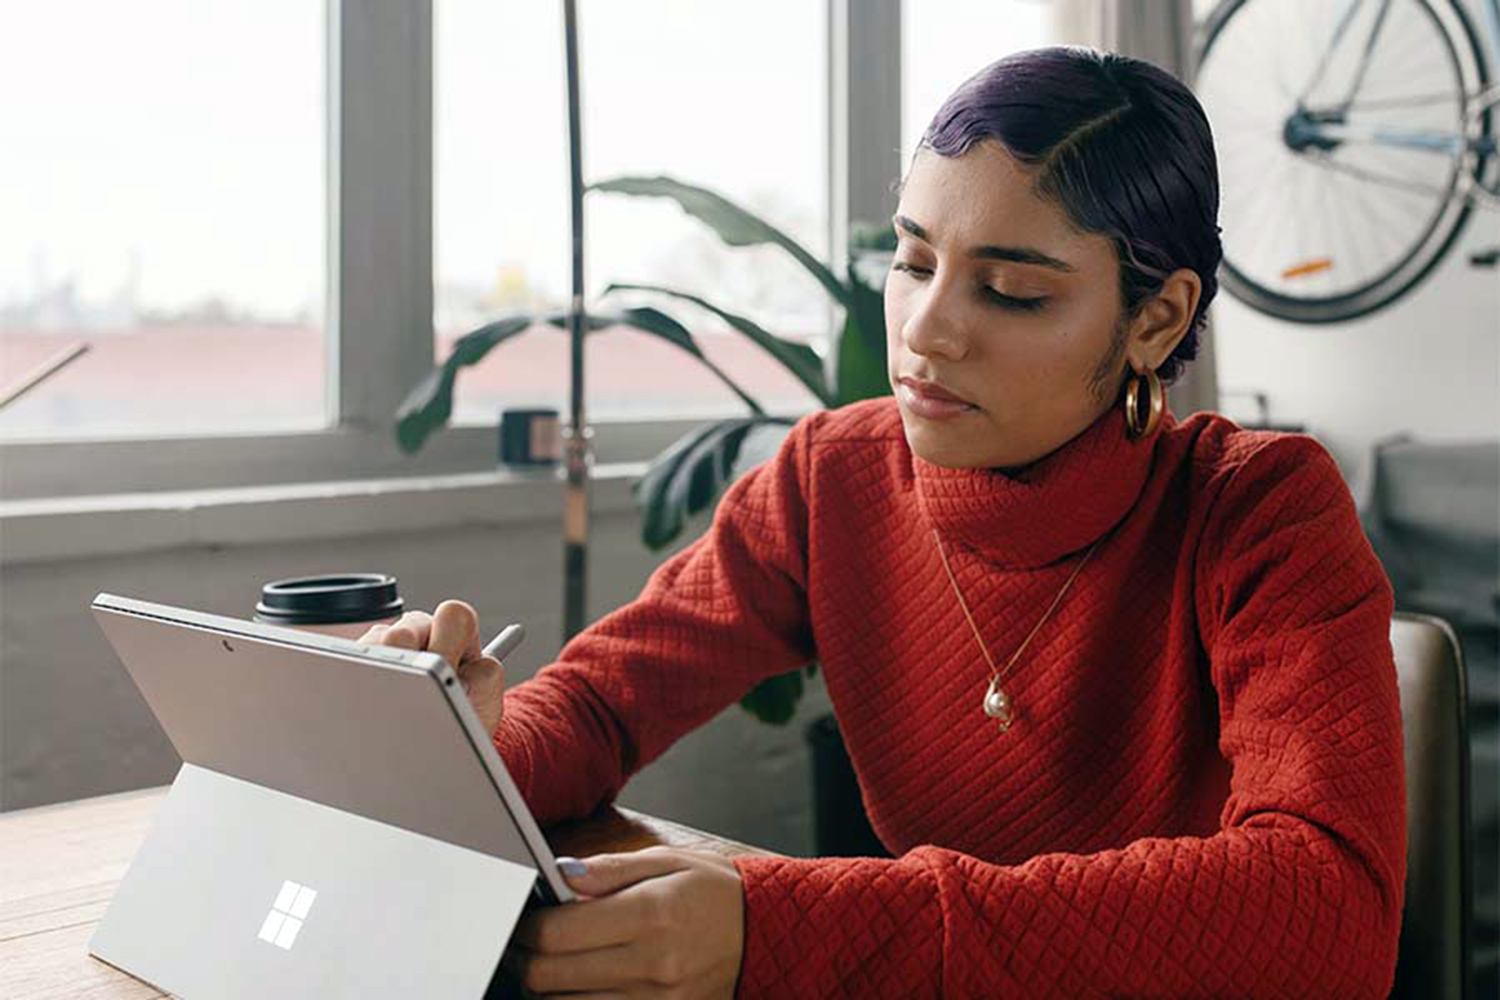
1195,0,1499,323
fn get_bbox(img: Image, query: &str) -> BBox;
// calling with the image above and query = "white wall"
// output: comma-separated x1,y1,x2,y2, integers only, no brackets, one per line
1211,200,1500,497
0,472,833,857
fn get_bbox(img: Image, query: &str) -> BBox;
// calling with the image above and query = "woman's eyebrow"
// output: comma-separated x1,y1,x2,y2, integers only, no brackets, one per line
892,214,1077,273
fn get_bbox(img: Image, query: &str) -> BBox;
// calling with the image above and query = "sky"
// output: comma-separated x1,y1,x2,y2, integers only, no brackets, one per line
0,0,825,321
2,0,1048,325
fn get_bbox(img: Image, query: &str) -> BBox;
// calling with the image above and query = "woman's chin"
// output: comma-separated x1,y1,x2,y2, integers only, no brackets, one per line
900,418,988,469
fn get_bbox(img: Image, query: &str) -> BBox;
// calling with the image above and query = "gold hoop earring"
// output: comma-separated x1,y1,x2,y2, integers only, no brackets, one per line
1124,368,1164,439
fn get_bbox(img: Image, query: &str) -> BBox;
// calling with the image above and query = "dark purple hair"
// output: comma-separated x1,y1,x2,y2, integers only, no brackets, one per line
916,46,1222,385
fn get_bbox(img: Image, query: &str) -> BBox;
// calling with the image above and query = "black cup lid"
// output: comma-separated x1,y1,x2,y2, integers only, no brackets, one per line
254,573,404,625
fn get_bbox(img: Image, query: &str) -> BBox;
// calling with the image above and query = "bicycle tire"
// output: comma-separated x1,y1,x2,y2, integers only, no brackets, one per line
1197,0,1493,324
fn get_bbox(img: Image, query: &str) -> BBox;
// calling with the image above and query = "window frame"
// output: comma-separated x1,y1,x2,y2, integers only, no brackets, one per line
0,0,901,502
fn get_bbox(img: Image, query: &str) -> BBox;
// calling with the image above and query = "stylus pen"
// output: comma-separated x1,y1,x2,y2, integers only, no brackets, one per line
482,623,526,661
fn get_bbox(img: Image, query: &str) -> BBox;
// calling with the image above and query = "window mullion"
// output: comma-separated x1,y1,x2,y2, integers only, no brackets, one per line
329,0,435,435
827,0,900,387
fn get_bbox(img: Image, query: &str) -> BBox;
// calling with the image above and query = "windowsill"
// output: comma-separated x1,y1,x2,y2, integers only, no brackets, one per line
0,462,648,566
0,411,812,501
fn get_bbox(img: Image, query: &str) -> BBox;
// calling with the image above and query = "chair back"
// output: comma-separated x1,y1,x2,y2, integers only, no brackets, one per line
1389,612,1471,1000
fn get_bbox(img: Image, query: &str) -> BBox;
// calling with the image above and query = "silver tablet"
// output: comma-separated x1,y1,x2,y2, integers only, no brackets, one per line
91,592,577,904
87,592,573,998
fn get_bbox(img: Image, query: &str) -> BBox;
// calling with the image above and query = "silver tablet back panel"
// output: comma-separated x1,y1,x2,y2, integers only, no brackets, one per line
91,597,541,866
88,596,572,997
90,762,537,999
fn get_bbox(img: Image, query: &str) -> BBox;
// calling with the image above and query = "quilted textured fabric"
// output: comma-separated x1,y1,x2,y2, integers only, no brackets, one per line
493,397,1406,998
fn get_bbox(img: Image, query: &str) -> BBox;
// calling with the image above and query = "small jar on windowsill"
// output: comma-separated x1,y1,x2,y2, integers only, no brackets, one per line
499,407,561,467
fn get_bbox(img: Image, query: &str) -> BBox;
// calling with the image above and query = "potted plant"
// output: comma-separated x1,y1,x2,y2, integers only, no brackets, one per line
395,178,895,855
396,176,894,724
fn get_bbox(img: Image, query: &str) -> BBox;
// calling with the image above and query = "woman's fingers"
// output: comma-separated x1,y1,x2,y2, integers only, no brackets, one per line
509,940,655,995
511,863,670,952
356,601,501,729
456,654,502,692
505,850,743,997
428,599,481,668
456,655,505,731
367,610,433,650
361,602,476,664
559,846,689,898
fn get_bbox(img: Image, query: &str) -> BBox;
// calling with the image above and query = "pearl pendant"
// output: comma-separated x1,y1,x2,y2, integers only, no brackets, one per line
982,677,1012,730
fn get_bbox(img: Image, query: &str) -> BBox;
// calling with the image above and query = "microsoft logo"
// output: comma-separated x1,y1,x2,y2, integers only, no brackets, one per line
257,880,318,950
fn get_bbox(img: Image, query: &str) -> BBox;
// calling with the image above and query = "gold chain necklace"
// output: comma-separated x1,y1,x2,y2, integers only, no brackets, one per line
933,529,1103,734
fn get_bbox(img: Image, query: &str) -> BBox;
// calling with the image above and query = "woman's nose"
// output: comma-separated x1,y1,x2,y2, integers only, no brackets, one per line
901,282,969,362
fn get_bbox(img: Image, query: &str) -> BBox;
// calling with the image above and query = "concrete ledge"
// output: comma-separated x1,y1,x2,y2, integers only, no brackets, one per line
0,462,647,566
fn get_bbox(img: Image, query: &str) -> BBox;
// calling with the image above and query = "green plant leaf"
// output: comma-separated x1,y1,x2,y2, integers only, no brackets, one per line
834,258,892,406
654,417,769,547
633,415,792,549
634,421,730,548
396,307,760,453
737,667,804,725
590,175,851,310
395,314,537,453
578,306,766,416
605,282,834,407
539,311,628,336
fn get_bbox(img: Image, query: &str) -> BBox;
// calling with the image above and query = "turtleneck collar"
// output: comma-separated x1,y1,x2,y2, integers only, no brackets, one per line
912,401,1173,569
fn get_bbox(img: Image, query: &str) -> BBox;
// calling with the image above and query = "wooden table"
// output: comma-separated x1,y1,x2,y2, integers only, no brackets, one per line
0,785,781,998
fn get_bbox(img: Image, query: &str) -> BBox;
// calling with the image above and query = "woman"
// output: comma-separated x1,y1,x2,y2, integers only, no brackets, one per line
369,47,1406,998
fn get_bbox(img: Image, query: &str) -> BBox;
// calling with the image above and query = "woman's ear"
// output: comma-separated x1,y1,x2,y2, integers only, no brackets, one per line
1126,268,1202,371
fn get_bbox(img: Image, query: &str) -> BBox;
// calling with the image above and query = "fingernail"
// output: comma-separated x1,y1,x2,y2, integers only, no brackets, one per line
556,856,587,878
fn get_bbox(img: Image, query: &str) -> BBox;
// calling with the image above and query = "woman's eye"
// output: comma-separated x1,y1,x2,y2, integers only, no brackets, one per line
893,262,1047,312
984,288,1048,312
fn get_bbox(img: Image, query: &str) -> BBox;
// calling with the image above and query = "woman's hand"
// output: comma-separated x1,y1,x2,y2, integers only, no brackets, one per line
504,846,746,998
359,599,506,734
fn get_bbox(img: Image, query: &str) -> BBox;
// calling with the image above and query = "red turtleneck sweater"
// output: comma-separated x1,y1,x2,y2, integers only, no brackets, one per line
494,397,1406,999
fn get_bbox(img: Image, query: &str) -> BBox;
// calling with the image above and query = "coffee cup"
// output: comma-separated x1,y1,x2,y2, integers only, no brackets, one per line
254,573,405,640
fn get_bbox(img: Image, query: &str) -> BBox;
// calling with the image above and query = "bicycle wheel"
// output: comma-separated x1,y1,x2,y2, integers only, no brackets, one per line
1196,0,1492,323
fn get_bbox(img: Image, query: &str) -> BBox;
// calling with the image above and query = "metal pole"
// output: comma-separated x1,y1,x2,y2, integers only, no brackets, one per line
561,0,591,641
0,342,89,411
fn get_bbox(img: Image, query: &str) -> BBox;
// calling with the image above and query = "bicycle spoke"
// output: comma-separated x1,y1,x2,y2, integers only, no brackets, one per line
1317,159,1349,293
1288,156,1324,283
1207,97,1286,134
1222,147,1293,217
1339,93,1461,118
1348,173,1414,263
1297,0,1365,106
1248,156,1302,275
1318,154,1450,199
1375,1,1446,83
1308,156,1378,288
1363,133,1459,188
1216,133,1289,167
1338,0,1394,110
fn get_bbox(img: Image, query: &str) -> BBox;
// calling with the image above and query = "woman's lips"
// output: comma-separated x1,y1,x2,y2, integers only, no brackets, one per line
896,377,978,420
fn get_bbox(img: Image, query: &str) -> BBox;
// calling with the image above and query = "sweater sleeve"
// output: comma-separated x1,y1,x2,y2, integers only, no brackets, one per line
730,436,1407,999
491,413,819,826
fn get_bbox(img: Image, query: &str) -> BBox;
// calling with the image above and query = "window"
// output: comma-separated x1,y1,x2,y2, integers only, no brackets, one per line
0,1,326,439
2,2,895,500
901,0,1053,168
434,0,829,426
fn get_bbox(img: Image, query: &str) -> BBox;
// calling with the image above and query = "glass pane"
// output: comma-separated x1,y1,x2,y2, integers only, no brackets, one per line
434,0,828,426
901,0,1054,168
0,1,325,439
